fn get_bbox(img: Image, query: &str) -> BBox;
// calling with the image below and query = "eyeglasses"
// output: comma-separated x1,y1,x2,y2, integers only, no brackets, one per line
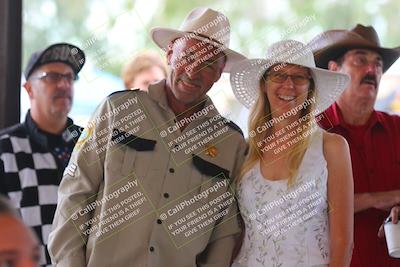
30,72,78,83
267,72,311,85
347,54,383,70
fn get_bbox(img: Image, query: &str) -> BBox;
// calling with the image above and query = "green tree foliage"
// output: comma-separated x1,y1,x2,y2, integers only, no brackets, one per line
23,0,400,76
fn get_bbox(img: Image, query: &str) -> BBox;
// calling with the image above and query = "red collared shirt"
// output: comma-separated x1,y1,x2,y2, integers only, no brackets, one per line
319,102,400,267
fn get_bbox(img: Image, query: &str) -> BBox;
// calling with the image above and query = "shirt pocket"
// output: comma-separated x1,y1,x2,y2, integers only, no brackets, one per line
112,129,156,179
120,146,137,177
190,154,232,204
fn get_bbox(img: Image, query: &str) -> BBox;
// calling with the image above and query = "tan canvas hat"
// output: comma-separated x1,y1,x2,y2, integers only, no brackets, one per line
230,40,350,112
308,24,400,72
150,7,246,72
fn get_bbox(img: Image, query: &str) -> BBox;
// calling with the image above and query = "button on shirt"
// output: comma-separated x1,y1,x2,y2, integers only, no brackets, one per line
48,80,246,267
318,102,400,267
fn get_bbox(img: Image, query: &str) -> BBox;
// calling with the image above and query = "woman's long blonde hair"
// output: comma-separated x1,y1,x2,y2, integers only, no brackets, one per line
237,67,316,186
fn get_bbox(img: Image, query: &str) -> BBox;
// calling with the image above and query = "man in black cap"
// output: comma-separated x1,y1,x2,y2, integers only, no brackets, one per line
309,24,400,267
0,43,85,267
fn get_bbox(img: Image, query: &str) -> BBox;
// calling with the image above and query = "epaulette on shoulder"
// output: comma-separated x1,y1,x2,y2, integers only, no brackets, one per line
107,88,139,98
0,123,24,137
226,120,244,137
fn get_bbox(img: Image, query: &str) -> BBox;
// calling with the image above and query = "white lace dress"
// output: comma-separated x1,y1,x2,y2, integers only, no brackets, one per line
232,129,330,267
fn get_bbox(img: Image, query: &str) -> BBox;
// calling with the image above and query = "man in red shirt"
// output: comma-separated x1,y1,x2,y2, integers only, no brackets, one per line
309,24,400,267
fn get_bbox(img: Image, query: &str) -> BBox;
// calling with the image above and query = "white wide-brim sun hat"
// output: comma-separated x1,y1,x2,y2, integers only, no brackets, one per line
151,7,246,72
230,40,350,113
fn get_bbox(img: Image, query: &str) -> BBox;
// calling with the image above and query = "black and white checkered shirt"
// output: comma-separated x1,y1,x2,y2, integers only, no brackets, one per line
0,111,81,267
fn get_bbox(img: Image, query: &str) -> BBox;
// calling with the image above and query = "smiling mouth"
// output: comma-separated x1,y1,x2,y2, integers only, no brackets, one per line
180,79,198,89
277,95,296,101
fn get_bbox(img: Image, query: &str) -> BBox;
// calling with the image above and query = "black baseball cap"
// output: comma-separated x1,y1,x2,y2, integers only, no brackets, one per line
24,42,86,79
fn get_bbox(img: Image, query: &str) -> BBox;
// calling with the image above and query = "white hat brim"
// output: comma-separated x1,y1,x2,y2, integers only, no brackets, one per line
151,27,246,72
230,58,350,112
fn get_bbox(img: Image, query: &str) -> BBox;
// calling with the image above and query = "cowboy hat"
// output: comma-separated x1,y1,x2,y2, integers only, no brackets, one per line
150,7,246,72
230,40,350,112
308,24,400,72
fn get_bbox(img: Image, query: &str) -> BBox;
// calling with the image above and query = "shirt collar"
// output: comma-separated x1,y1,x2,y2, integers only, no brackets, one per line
329,102,383,130
24,110,76,150
374,111,391,131
147,79,169,110
147,79,220,119
326,102,341,127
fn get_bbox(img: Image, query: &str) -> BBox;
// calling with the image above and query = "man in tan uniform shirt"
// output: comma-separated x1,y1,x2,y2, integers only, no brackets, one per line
48,7,247,267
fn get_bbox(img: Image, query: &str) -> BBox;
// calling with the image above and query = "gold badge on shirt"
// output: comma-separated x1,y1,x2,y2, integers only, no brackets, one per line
205,144,218,158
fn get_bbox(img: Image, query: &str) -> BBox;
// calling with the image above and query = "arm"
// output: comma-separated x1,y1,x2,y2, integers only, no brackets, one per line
355,190,400,213
197,222,240,267
198,137,246,267
48,98,114,267
354,115,400,213
230,215,245,264
324,132,354,267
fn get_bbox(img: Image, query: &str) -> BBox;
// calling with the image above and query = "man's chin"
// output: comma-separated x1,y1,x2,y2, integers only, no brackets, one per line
175,95,197,106
177,82,200,95
51,106,71,118
173,88,198,104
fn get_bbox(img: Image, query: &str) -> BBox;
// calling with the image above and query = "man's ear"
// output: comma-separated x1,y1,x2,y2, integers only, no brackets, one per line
214,56,226,81
23,81,34,99
328,60,340,71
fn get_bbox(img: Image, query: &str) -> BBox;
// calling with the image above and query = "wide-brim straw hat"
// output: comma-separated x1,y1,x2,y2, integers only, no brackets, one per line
308,24,400,72
151,7,246,72
230,40,350,112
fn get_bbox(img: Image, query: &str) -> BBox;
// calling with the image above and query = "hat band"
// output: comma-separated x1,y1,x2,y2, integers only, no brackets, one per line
173,31,228,49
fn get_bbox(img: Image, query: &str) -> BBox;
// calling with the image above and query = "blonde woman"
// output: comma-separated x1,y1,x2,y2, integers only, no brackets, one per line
230,40,354,267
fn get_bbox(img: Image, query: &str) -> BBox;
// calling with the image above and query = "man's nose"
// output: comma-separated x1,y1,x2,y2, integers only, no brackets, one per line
56,77,73,88
365,62,381,75
185,61,201,78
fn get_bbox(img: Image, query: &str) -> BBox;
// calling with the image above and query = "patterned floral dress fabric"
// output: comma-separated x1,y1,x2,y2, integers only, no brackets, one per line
233,129,330,267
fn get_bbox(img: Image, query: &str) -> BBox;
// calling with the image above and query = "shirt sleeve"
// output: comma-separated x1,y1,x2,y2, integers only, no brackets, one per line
198,137,247,267
48,97,115,267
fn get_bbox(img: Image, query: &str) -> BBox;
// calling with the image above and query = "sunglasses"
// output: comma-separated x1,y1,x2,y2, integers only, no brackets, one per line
30,72,78,83
267,72,311,85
